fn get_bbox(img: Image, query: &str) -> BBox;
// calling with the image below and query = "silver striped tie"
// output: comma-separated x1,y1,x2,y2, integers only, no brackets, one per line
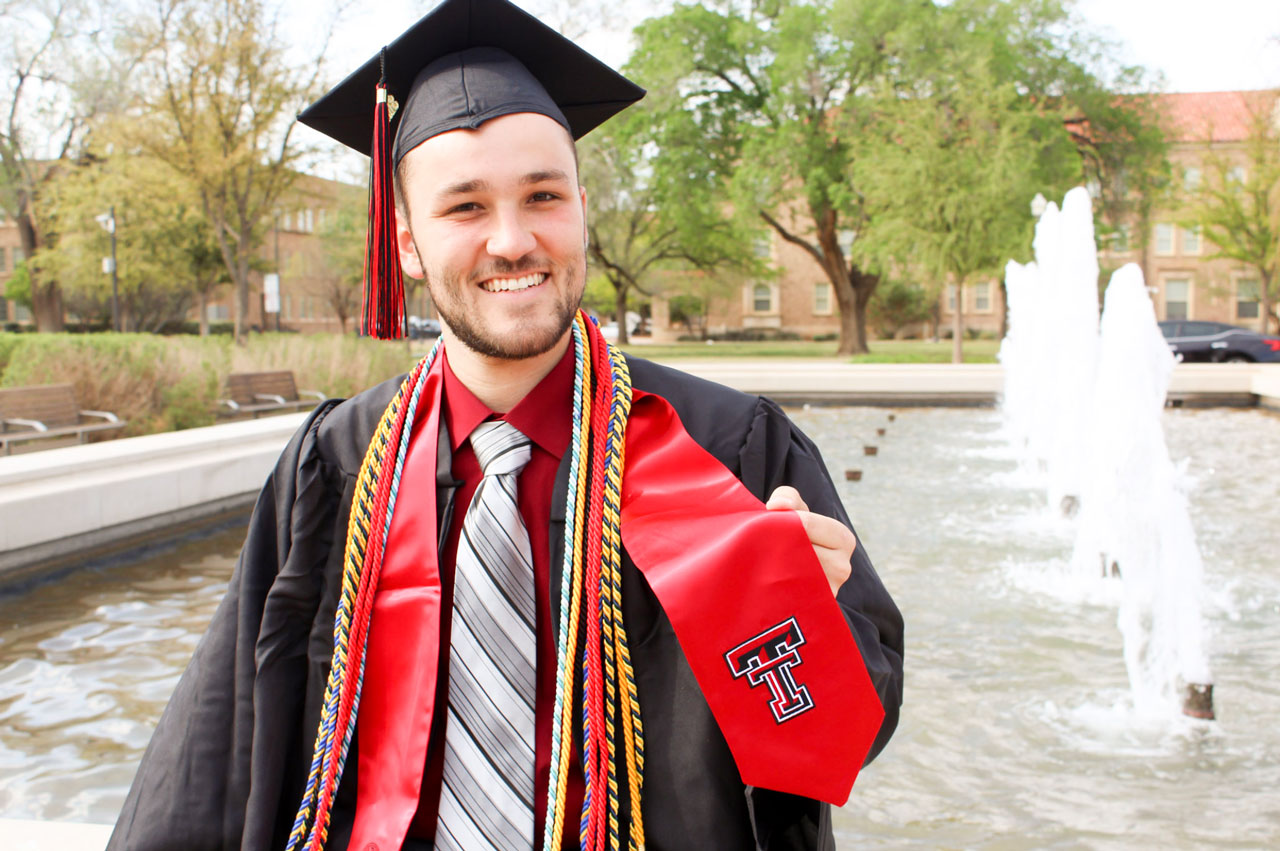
436,420,537,851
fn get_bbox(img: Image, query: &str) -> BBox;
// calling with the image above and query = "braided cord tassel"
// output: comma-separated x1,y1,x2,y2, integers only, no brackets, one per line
601,339,644,851
287,341,441,851
579,318,614,850
545,315,593,850
589,321,623,851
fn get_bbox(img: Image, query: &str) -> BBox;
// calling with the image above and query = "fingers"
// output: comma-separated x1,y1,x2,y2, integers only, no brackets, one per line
766,485,808,512
766,486,858,596
795,511,858,556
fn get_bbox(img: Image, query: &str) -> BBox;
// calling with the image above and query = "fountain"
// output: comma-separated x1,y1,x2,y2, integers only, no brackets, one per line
1072,264,1214,718
1000,187,1099,515
1001,189,1215,721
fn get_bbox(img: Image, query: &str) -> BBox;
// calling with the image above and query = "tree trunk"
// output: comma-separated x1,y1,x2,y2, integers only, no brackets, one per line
614,278,630,345
235,253,251,344
1260,268,1274,334
952,279,965,364
17,212,65,332
998,278,1009,341
759,207,876,356
198,291,210,336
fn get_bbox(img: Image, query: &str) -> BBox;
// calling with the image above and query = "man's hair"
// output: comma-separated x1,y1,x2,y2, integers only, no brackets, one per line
392,125,581,222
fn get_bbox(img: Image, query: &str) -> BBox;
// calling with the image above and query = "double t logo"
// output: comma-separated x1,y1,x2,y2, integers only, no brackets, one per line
724,617,815,724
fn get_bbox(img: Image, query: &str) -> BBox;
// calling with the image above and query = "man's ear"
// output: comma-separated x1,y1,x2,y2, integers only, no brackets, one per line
579,183,588,247
396,205,425,279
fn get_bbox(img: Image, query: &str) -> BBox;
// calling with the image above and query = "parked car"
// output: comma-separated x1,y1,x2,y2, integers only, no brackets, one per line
408,316,442,339
1158,320,1280,363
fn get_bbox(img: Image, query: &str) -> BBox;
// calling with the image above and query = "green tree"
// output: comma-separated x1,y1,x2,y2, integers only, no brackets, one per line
579,103,763,345
34,148,228,332
867,279,932,340
629,0,1163,354
0,0,146,330
122,0,333,343
856,1,1082,361
629,0,935,354
316,195,367,334
1185,89,1280,333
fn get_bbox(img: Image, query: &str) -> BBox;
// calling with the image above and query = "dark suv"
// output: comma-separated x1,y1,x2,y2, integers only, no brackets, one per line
1158,320,1280,363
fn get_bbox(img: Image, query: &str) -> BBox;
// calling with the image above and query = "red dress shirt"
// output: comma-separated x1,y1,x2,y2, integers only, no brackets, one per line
406,344,584,848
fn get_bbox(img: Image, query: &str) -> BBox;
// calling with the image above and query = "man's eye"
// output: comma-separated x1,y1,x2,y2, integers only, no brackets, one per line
530,191,559,203
447,202,480,214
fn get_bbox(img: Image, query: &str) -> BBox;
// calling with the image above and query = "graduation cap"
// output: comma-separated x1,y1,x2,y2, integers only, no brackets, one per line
298,0,645,339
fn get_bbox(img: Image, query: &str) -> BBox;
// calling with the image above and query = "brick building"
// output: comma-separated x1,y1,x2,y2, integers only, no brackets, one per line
648,89,1277,342
0,171,440,333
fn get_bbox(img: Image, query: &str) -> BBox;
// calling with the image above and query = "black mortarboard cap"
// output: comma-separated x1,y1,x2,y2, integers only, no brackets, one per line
296,0,644,339
298,0,645,156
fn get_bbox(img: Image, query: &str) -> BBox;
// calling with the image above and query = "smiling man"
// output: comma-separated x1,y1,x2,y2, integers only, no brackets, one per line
107,2,902,850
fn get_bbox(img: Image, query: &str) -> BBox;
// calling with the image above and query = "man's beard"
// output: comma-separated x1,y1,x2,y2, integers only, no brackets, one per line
424,253,584,360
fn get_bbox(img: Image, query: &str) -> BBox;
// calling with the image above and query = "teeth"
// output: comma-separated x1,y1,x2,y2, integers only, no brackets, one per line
481,273,545,292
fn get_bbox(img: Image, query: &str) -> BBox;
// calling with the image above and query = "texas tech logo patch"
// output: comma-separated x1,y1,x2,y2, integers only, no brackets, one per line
724,617,815,724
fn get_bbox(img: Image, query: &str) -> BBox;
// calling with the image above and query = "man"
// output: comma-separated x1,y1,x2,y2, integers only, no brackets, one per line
108,1,902,849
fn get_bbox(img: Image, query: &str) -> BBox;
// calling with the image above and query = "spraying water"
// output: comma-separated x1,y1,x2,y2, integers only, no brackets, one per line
1000,190,1214,720
1072,264,1213,717
999,188,1099,514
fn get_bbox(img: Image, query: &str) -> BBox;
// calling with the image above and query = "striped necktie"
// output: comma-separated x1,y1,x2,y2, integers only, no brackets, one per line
436,419,537,851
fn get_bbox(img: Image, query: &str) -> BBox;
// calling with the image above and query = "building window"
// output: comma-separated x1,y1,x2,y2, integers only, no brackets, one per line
1165,278,1190,320
1154,223,1175,256
14,303,31,322
1237,279,1260,320
752,284,773,313
0,246,7,272
1228,166,1246,184
207,303,231,321
946,284,957,312
302,209,315,232
753,238,771,260
974,281,991,313
1183,166,1202,191
1181,226,1201,255
813,282,831,315
837,229,856,255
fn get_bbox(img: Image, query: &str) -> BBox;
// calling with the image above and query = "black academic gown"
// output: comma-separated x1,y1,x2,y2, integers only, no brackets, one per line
107,355,904,851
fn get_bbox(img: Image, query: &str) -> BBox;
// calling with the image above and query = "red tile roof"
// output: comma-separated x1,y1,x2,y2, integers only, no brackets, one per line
1153,90,1278,143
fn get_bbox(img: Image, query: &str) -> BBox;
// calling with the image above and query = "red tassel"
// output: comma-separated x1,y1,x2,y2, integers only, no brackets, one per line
363,70,405,339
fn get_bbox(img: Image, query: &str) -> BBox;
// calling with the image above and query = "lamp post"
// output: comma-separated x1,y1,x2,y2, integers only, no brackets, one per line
274,212,282,332
95,208,119,331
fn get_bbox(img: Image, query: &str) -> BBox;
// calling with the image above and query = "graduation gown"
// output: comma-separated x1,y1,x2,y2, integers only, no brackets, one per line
107,355,904,851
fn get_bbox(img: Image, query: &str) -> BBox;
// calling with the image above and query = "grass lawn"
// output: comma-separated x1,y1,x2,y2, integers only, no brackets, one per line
621,338,1001,363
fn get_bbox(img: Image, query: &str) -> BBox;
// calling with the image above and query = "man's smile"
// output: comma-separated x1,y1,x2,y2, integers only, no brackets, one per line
479,272,548,293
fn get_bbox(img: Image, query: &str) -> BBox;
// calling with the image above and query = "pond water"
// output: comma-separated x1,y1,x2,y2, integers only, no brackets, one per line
1,406,1277,848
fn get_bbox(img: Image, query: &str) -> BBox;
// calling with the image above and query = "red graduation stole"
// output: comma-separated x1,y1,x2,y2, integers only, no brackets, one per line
349,358,883,850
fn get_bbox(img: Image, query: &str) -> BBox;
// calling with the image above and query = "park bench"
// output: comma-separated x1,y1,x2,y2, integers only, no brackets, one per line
219,371,326,418
0,383,126,455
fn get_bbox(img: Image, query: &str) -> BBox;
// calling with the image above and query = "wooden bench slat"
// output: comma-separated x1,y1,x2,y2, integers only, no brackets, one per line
0,384,126,454
219,371,321,418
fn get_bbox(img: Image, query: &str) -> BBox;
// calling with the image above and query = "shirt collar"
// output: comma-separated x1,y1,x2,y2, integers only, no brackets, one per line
441,341,575,461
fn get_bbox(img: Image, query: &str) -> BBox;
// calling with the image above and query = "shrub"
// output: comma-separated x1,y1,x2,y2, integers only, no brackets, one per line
0,332,415,438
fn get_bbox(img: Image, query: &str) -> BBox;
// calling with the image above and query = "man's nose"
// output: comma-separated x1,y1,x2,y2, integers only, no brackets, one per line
486,208,537,260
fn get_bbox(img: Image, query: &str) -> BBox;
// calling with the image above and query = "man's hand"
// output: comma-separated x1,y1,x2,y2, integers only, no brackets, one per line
765,485,856,597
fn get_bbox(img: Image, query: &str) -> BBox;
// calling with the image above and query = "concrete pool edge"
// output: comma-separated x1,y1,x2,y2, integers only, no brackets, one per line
2,817,113,851
1,363,1275,582
0,412,306,584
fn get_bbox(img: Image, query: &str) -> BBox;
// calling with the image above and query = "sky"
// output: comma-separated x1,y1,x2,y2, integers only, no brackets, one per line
293,0,1280,178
